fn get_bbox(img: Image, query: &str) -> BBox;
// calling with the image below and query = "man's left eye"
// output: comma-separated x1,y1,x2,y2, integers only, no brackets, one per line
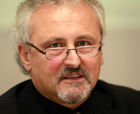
78,41,88,46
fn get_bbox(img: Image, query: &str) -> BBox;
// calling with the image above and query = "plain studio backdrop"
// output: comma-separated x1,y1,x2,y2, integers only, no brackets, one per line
0,0,140,94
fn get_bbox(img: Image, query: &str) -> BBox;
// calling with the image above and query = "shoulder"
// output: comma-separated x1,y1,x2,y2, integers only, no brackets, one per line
96,80,140,113
97,80,140,99
0,80,31,114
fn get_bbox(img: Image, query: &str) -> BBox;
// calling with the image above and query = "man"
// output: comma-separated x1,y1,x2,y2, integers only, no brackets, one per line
0,0,139,114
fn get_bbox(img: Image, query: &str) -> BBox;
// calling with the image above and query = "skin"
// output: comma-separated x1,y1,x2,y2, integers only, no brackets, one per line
18,2,103,110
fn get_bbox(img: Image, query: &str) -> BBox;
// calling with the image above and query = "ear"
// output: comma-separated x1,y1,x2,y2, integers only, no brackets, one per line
100,50,104,65
18,43,31,71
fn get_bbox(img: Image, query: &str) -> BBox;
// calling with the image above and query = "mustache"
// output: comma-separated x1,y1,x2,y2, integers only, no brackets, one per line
63,67,88,75
57,66,90,83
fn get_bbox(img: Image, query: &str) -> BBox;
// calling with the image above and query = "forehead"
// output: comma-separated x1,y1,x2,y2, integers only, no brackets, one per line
30,2,98,23
29,2,101,43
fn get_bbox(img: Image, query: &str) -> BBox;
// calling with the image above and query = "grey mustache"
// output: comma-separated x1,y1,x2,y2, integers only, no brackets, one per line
61,67,90,82
64,67,84,74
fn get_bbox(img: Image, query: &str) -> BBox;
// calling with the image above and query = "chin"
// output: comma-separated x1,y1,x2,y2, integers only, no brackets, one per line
56,82,91,104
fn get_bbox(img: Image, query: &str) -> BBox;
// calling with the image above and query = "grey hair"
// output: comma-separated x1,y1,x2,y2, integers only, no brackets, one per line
14,0,105,75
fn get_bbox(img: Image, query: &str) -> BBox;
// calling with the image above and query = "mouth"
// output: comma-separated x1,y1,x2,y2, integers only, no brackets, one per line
61,73,85,82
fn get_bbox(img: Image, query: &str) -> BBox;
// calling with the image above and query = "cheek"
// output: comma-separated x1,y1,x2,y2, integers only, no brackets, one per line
83,58,101,70
82,57,102,78
82,57,102,88
48,59,63,72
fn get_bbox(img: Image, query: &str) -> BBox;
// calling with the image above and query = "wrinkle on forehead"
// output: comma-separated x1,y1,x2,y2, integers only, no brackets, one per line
30,2,98,30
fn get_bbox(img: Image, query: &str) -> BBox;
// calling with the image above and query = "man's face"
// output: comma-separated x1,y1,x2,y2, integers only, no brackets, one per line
21,3,103,107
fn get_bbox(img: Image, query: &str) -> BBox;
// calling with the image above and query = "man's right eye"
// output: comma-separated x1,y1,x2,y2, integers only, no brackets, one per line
50,43,61,48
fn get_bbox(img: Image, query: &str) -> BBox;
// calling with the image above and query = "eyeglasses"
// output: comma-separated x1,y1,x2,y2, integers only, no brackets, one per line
26,42,101,60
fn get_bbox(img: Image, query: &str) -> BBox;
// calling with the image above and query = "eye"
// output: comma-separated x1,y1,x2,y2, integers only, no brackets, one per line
77,41,89,46
50,43,61,48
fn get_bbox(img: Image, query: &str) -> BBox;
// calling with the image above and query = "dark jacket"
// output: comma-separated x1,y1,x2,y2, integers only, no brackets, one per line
0,80,140,114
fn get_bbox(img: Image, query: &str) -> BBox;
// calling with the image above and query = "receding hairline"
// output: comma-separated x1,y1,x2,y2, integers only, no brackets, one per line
28,1,102,39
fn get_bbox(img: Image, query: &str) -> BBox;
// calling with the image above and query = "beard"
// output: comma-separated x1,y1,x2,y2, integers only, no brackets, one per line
56,67,92,104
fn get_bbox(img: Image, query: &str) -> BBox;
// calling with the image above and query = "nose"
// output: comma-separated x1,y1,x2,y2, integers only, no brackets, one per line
63,49,81,68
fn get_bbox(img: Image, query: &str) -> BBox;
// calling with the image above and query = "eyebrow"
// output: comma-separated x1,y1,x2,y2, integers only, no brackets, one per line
40,37,67,48
76,35,97,43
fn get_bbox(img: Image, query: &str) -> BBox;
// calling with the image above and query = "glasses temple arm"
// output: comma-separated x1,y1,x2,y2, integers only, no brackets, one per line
26,42,46,55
